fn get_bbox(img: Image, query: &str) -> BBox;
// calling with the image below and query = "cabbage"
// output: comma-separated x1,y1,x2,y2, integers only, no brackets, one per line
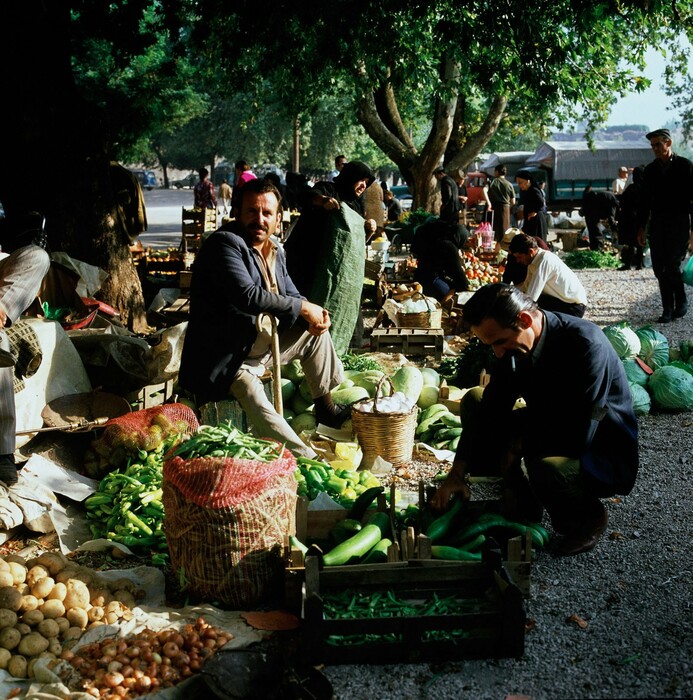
648,365,693,411
602,322,641,360
668,360,693,377
622,358,650,387
628,382,651,415
635,325,669,369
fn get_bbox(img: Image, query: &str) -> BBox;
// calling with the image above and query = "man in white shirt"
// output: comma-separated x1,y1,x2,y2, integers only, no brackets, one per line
508,233,588,317
612,166,629,197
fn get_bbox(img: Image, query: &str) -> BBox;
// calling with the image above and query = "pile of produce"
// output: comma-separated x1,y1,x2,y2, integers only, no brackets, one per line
415,403,462,451
0,551,141,680
462,251,504,288
439,337,497,388
602,323,693,413
64,616,232,697
295,457,381,507
564,247,621,269
85,459,168,565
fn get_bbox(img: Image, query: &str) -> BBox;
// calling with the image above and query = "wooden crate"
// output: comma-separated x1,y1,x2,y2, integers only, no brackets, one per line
371,327,444,360
300,554,525,665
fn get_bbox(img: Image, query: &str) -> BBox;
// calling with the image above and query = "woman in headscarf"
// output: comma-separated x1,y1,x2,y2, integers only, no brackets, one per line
284,161,377,353
515,169,548,243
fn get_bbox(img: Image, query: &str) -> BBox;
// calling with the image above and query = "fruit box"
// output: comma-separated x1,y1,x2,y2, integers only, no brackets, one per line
299,552,525,665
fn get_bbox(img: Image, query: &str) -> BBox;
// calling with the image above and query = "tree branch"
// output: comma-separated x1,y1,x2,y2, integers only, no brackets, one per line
448,94,508,173
373,76,415,151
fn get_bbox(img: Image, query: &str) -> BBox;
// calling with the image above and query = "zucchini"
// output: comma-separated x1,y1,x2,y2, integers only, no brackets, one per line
361,538,393,564
322,511,390,566
329,518,363,544
425,497,465,543
431,545,482,561
347,485,384,521
289,536,309,558
439,412,462,428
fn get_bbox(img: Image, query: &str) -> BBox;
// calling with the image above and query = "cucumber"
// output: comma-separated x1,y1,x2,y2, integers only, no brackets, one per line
361,538,393,564
347,485,384,521
439,412,462,428
425,498,465,543
329,518,363,544
431,545,482,561
322,512,390,566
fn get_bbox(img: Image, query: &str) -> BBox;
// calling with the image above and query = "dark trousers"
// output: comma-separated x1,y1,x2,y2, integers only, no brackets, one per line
537,293,586,318
649,222,690,314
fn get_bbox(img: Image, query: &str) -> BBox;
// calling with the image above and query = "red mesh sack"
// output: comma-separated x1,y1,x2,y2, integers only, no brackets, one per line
162,446,297,608
83,404,199,478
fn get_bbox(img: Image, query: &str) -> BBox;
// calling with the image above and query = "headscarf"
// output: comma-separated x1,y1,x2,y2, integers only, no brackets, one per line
333,161,375,203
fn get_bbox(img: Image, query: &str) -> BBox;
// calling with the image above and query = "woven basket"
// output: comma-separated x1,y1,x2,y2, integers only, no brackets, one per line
396,292,443,329
351,376,418,469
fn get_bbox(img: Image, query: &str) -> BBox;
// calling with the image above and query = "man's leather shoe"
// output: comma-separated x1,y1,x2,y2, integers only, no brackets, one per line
553,504,608,557
0,455,18,487
0,349,16,368
657,313,672,323
673,305,688,319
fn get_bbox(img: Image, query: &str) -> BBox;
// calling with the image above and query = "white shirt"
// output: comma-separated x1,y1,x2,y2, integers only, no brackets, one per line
612,176,628,195
519,249,588,305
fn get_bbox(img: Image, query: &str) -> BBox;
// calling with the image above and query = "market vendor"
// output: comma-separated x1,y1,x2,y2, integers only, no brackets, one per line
410,218,470,302
507,232,588,317
178,178,349,458
431,283,638,556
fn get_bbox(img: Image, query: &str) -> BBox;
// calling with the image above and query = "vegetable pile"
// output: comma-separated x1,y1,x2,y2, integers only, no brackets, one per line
0,551,141,680
64,616,232,697
295,457,381,507
602,324,693,413
564,248,622,269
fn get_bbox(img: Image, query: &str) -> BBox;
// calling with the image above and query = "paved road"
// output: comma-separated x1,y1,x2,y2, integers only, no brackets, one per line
140,188,221,249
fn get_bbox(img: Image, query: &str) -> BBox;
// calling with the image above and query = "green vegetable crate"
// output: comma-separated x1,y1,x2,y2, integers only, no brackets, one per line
300,552,525,664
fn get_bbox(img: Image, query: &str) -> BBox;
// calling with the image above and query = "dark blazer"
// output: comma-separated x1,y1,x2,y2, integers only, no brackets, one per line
178,229,304,404
457,311,638,495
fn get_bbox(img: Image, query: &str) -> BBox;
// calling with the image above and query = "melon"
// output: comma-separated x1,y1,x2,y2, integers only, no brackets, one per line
390,366,424,404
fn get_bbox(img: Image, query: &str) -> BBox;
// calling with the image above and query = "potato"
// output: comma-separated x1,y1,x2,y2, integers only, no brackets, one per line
86,621,105,630
26,565,50,587
20,595,40,612
31,577,54,600
87,606,104,623
62,626,83,641
63,580,90,611
15,623,30,635
0,627,21,650
37,618,60,638
71,568,95,587
17,584,31,596
4,554,26,567
89,588,112,607
0,586,23,612
0,647,10,669
18,632,50,657
39,600,65,620
0,610,17,629
8,653,27,678
54,617,70,634
35,552,67,576
105,601,124,615
65,607,88,629
0,572,14,588
7,562,26,586
47,637,62,656
47,582,67,602
0,559,9,572
104,611,119,625
21,609,44,626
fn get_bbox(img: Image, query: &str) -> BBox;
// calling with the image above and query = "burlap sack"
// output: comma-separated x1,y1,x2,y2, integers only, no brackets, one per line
162,447,297,609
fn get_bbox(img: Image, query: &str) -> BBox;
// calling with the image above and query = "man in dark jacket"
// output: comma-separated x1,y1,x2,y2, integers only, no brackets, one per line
431,284,638,556
637,128,693,323
581,185,619,251
178,178,347,457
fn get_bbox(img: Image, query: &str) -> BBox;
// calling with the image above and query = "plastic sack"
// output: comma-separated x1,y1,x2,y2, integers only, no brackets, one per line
683,255,693,286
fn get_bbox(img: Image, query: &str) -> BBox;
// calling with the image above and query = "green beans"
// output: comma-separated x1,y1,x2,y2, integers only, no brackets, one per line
171,421,284,462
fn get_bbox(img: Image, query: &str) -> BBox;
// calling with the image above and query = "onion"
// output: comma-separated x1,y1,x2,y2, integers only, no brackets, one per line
107,661,123,674
151,652,162,664
162,642,179,658
101,644,117,658
103,671,124,688
125,645,140,658
135,676,152,692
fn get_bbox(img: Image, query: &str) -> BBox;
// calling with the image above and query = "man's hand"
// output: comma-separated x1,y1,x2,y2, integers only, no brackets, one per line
429,463,471,512
321,196,339,211
0,304,7,330
364,219,377,235
637,226,647,248
301,300,331,335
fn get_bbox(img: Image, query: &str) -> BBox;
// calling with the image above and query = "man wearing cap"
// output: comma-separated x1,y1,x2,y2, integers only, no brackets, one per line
612,166,630,197
434,166,461,227
507,233,587,317
501,227,550,286
637,128,693,323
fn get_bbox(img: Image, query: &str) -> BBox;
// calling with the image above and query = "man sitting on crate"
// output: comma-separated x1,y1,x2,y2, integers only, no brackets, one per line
430,283,638,556
178,178,348,458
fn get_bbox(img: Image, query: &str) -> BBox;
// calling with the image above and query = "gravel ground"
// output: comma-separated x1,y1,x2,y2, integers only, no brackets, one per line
324,263,693,700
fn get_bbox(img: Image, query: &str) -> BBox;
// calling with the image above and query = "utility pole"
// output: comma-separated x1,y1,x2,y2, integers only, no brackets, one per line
293,115,300,172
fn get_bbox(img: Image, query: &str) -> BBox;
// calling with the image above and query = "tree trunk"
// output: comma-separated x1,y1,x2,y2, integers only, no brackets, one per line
0,4,148,333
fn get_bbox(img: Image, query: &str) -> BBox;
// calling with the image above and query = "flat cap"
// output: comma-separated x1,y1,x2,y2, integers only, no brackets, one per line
646,128,671,141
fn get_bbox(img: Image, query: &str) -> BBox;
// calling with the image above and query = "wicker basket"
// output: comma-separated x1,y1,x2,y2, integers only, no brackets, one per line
396,292,443,329
351,376,418,469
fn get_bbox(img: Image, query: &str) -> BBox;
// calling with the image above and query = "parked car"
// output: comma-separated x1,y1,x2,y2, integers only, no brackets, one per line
172,172,199,189
390,184,413,211
464,171,489,208
129,169,159,191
